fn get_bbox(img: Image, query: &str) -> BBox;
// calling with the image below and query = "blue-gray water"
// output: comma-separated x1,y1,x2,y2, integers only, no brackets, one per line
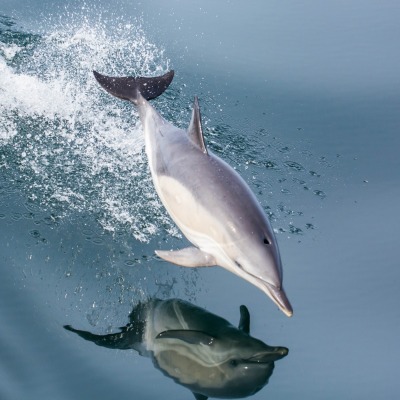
1,1,400,399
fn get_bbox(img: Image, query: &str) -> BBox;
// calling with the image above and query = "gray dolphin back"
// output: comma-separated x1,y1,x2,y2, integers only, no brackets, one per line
93,70,174,104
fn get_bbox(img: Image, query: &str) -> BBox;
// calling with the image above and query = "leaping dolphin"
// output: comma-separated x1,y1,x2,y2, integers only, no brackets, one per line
93,69,293,317
64,298,288,399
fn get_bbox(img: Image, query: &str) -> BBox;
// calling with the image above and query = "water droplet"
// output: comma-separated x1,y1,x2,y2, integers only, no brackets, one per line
313,190,326,199
284,161,304,171
30,230,40,238
309,170,320,177
289,225,303,235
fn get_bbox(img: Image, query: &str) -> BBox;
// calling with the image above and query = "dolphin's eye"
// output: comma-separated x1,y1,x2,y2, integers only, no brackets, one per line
263,237,270,245
229,359,239,367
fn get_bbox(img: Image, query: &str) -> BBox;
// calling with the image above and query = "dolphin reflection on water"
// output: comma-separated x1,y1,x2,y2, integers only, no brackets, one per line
65,299,288,400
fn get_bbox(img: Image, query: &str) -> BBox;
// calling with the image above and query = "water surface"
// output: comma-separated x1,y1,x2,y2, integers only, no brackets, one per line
1,1,400,399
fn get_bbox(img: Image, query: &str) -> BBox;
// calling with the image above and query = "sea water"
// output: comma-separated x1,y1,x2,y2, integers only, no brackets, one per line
1,1,400,399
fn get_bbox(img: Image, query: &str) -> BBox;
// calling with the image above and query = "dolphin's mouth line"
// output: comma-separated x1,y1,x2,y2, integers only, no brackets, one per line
234,261,280,291
232,261,292,317
245,348,289,364
240,357,275,366
243,358,272,365
249,272,280,290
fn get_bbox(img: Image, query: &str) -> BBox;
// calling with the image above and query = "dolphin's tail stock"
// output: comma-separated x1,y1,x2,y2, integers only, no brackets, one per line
93,70,174,105
64,324,141,350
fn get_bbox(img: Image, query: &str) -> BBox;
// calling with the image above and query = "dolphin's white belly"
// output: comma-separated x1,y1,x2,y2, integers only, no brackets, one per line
144,300,231,375
143,117,230,254
156,175,226,255
143,117,259,271
157,175,247,273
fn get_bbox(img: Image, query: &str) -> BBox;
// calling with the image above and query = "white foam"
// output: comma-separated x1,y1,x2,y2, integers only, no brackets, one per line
0,43,21,60
0,15,176,242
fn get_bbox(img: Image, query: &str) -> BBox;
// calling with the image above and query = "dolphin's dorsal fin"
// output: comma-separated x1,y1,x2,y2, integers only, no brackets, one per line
156,330,215,346
238,305,250,334
193,393,208,400
188,96,208,154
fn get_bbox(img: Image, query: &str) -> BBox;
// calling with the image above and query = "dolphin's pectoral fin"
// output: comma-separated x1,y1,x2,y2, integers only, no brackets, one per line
156,330,216,346
193,393,208,400
187,96,208,154
155,247,216,267
238,305,250,334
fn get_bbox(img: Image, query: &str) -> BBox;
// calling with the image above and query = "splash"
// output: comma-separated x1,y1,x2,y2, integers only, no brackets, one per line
0,12,328,244
0,13,177,241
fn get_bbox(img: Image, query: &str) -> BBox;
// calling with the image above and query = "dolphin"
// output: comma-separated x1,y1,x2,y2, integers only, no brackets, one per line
93,70,293,317
64,299,288,399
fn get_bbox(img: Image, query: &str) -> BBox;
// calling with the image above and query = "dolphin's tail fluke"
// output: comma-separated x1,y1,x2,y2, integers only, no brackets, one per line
93,70,174,105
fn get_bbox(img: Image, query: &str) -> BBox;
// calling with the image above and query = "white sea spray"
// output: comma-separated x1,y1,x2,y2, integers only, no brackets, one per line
0,14,176,242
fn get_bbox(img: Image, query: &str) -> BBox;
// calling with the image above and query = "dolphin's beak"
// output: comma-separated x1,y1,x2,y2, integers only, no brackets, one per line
266,283,293,317
231,260,293,317
248,346,289,363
